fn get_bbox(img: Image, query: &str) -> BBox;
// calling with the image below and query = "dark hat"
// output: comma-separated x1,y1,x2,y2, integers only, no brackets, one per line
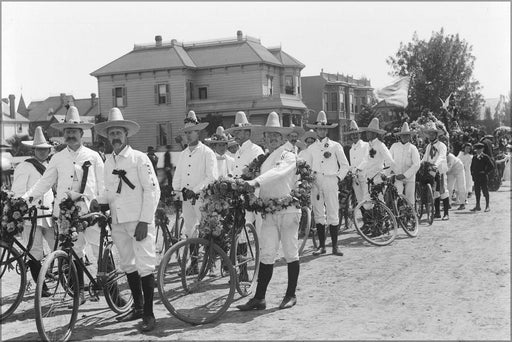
147,146,155,152
462,142,472,149
473,142,485,149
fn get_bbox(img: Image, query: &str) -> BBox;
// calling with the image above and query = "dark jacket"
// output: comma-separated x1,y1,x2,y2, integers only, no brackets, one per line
470,153,494,179
164,151,172,169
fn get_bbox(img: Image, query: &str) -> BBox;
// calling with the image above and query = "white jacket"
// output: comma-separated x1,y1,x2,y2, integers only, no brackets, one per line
24,145,104,217
232,140,265,178
12,159,53,226
390,141,421,182
422,140,448,174
357,138,394,180
215,153,235,179
172,142,217,193
301,137,349,179
100,146,160,225
349,139,370,171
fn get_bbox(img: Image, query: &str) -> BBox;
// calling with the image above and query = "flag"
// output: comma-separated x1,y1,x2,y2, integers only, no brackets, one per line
373,76,411,109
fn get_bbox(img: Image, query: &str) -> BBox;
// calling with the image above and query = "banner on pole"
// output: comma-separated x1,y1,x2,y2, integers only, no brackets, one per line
373,76,411,109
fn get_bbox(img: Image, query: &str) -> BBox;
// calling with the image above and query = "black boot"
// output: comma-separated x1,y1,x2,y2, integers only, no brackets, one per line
434,198,441,218
313,224,326,255
329,225,343,256
280,261,299,310
27,260,51,297
237,262,273,311
442,198,450,220
141,274,156,332
117,271,143,322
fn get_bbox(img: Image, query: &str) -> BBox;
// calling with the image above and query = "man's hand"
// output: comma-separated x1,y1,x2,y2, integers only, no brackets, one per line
90,199,100,212
66,190,83,201
134,222,149,241
246,180,259,188
396,174,406,181
428,170,437,177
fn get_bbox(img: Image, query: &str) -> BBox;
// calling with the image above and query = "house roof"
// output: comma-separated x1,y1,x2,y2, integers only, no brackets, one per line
27,94,98,122
2,101,30,122
91,36,304,77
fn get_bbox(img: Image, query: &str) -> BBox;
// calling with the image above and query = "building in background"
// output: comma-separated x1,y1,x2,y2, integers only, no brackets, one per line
90,30,307,151
1,94,30,146
301,71,374,143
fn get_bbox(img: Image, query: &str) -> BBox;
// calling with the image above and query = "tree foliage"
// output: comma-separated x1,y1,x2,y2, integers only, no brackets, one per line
387,28,485,124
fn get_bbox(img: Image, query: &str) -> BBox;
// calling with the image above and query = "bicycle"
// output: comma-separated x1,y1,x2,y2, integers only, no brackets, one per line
157,204,259,325
382,175,419,237
34,211,133,342
352,172,398,246
0,205,55,322
155,191,184,258
415,162,436,225
338,172,357,233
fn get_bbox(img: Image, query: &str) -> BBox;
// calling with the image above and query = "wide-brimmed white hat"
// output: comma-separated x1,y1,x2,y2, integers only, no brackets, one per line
306,111,338,129
288,123,305,137
205,126,235,144
394,122,416,136
359,117,386,134
181,110,209,132
95,107,140,137
225,111,260,133
302,129,317,143
50,106,94,131
345,120,361,135
252,112,295,135
421,121,445,134
22,126,52,148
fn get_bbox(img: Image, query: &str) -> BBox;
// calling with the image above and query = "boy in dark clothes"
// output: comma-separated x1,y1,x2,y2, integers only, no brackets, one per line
470,142,494,212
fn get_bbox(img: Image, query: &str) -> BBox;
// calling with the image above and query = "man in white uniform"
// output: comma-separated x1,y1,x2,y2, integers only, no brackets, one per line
23,106,103,305
389,122,421,205
12,126,54,296
205,126,235,178
95,108,160,332
282,124,304,155
237,112,303,311
346,120,369,204
302,111,349,256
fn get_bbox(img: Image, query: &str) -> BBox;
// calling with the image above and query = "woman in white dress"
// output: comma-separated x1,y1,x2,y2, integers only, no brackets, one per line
496,144,511,182
457,143,473,198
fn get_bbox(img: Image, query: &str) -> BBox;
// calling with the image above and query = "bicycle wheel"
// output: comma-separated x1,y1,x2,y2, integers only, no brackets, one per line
298,207,311,256
353,200,398,246
157,238,235,325
415,183,424,220
0,242,26,322
234,223,260,296
155,223,170,257
170,215,184,245
340,191,356,233
100,242,133,314
397,195,419,237
35,250,79,342
425,184,435,226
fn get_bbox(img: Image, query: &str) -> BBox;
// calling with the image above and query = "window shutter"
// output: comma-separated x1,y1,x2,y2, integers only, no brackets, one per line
154,85,159,105
166,84,171,104
112,88,116,107
122,87,127,107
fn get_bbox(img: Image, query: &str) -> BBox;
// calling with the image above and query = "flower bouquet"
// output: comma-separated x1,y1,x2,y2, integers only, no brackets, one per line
240,153,270,180
0,190,29,240
155,207,170,227
58,194,89,242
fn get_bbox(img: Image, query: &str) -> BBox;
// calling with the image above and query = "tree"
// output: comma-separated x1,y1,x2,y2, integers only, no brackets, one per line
202,113,224,137
485,107,492,121
387,28,485,124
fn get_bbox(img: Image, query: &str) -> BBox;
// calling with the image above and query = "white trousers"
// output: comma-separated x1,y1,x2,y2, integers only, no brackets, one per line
244,211,262,241
260,212,301,264
182,200,202,238
395,180,416,206
21,220,55,260
312,175,339,226
111,221,156,277
447,170,467,204
73,224,100,260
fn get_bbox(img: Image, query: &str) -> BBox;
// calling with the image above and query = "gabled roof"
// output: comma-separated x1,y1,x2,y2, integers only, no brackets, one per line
17,94,28,118
268,48,305,68
27,94,98,122
2,102,30,122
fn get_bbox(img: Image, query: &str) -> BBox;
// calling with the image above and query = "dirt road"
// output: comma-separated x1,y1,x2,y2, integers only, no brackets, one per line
3,182,510,341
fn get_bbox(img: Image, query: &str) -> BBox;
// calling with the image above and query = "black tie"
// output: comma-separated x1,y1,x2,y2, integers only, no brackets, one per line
112,169,136,193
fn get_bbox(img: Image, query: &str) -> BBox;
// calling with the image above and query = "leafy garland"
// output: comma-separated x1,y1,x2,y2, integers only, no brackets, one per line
240,152,270,180
58,195,90,242
0,190,29,239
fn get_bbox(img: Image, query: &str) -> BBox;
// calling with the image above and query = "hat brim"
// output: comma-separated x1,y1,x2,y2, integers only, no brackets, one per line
252,126,295,136
181,122,209,132
22,141,53,148
95,120,140,138
302,132,317,143
205,138,235,144
345,129,360,135
50,122,95,130
360,127,386,134
395,131,417,135
305,123,338,129
288,127,305,136
225,124,260,134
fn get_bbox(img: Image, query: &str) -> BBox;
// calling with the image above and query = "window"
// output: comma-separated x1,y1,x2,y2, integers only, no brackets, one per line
323,92,329,112
350,94,354,113
155,83,170,104
112,86,127,107
198,87,208,100
157,122,172,146
187,82,194,101
266,75,273,96
17,124,23,133
285,76,294,95
331,92,338,112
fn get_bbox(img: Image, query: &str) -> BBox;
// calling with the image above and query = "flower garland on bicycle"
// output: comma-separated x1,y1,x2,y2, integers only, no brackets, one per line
0,190,29,239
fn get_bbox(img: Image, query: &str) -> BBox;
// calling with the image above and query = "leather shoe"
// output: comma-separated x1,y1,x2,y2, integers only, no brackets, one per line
332,247,343,256
442,214,449,221
312,247,326,256
141,315,156,332
116,308,143,322
457,204,465,210
279,296,297,309
236,297,266,311
484,207,490,212
470,206,481,212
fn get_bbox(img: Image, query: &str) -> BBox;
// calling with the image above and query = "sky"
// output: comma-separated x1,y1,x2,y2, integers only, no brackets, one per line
2,1,510,106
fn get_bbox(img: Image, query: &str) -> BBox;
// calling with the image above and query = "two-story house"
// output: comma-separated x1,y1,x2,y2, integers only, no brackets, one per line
302,71,374,144
90,31,308,151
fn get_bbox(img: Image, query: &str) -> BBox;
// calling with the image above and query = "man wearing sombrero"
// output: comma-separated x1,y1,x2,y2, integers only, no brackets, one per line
237,112,303,311
95,107,160,332
421,121,449,220
389,122,421,206
173,111,217,241
302,111,349,256
205,126,235,178
346,120,369,204
282,123,305,155
12,126,54,297
23,106,104,305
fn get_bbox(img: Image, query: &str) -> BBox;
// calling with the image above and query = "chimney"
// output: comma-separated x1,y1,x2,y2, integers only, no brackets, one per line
91,93,97,106
155,35,162,47
60,93,66,105
8,94,15,119
237,30,243,41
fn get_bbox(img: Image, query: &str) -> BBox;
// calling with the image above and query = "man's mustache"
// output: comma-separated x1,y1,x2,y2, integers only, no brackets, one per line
290,139,297,143
65,137,77,142
111,139,122,145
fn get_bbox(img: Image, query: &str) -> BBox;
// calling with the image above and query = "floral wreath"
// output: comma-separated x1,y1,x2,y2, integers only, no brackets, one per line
0,190,29,240
58,195,90,243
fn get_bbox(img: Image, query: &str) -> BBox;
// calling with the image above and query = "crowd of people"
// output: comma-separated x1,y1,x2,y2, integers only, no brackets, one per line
5,104,510,333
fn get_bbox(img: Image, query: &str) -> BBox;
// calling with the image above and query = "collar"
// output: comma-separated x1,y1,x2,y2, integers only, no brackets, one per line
67,144,83,154
240,140,252,150
319,137,329,144
114,145,131,158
